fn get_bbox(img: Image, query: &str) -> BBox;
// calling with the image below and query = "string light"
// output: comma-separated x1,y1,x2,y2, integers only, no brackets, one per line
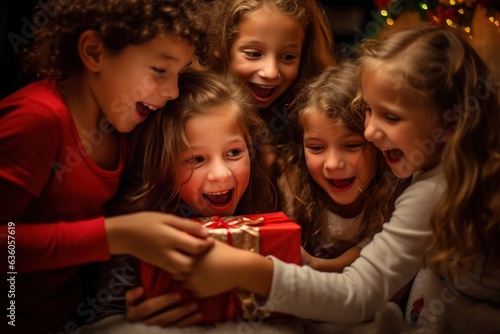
374,0,499,39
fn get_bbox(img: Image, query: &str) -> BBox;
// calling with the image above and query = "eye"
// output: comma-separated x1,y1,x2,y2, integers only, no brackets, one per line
345,142,364,151
306,144,324,153
281,54,298,62
385,114,400,122
151,67,167,75
244,50,262,58
184,155,204,165
227,148,245,158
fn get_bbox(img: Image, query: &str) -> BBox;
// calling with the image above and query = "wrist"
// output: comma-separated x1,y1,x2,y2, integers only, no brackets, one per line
236,250,274,298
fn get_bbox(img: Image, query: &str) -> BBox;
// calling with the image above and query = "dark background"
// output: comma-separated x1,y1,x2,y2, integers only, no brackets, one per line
0,0,376,100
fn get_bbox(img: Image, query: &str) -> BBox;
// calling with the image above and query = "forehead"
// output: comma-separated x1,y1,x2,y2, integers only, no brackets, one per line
238,6,305,38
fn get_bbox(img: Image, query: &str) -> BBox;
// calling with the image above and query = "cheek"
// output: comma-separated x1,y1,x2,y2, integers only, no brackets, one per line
357,151,376,186
304,154,322,176
282,66,299,87
234,159,251,189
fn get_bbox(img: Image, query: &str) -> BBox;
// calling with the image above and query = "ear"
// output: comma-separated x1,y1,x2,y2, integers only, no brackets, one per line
78,30,104,73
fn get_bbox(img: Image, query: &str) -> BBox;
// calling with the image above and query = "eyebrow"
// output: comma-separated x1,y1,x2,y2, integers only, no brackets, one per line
158,53,192,67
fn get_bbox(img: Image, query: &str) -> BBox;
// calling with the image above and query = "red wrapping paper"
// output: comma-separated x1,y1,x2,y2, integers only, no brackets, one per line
139,211,301,324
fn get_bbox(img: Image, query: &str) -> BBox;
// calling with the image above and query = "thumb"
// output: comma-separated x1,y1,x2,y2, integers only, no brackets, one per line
125,286,144,306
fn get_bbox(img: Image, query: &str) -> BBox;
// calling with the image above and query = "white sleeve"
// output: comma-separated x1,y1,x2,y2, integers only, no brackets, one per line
258,171,445,324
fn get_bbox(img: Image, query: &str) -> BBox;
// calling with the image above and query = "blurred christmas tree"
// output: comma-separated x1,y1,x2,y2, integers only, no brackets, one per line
373,0,500,35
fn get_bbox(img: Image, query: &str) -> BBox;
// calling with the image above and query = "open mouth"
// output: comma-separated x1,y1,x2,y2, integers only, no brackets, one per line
249,83,276,99
136,102,158,117
328,177,355,189
203,189,233,206
384,148,404,163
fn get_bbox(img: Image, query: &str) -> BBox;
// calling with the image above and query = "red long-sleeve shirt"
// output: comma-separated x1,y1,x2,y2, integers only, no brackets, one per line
0,79,125,333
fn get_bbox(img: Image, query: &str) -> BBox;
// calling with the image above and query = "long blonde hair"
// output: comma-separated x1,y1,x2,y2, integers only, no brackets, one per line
111,70,280,216
358,24,500,275
278,64,409,255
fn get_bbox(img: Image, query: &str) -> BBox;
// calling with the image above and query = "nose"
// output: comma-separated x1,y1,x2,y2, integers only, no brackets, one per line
364,113,383,142
258,57,280,80
324,150,346,171
207,160,232,183
159,76,179,101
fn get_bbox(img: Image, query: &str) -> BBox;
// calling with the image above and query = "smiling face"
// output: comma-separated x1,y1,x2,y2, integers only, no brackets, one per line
229,6,304,108
362,68,447,179
303,108,376,216
177,104,251,217
95,33,195,133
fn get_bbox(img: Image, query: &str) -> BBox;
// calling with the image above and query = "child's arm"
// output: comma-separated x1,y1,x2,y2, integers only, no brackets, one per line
180,240,274,299
0,179,213,274
183,170,446,324
301,246,361,273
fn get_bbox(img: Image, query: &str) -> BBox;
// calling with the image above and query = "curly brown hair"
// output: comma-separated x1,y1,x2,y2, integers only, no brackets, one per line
22,0,209,80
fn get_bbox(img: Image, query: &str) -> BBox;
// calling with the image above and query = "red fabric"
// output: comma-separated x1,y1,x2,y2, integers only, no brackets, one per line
0,79,125,333
139,212,301,324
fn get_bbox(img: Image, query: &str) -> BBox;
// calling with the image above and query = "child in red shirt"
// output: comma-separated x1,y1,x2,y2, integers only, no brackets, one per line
0,1,213,332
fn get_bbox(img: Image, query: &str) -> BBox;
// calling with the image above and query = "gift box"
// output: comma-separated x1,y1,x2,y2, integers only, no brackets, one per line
139,211,301,324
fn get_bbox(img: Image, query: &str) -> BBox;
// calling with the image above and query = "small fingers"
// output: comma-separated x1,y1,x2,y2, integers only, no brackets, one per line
143,302,201,327
126,292,182,322
125,286,144,307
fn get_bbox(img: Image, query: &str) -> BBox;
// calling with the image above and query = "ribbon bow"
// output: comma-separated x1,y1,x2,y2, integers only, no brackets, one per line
202,215,263,248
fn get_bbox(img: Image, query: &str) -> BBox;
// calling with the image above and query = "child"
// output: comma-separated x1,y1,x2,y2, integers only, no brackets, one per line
279,64,409,273
0,1,214,333
204,0,336,146
116,70,279,218
90,69,280,328
179,24,500,325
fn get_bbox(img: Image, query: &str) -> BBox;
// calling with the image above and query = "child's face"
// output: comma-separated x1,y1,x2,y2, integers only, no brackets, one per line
229,7,304,108
362,69,446,179
94,33,195,133
177,106,251,217
303,108,375,215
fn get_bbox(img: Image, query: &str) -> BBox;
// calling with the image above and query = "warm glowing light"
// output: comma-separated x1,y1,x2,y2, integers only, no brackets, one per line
386,18,394,25
458,9,464,14
495,21,500,27
446,19,453,26
421,4,428,10
450,0,456,5
489,16,495,22
381,10,388,16
464,26,471,33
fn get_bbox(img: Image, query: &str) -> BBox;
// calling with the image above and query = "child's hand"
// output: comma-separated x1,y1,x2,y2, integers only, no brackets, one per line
125,286,202,327
176,240,241,298
105,212,214,275
300,247,318,269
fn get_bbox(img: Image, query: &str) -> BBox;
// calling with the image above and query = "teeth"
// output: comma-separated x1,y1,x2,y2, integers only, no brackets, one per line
206,190,229,196
142,102,158,111
254,84,276,90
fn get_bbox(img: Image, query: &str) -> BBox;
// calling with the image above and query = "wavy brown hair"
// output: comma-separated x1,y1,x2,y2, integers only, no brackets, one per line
22,0,209,80
277,64,409,255
204,0,336,120
111,70,280,217
358,24,500,276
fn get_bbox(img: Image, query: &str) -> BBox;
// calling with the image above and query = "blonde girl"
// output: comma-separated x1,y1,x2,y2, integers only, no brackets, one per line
179,24,500,326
